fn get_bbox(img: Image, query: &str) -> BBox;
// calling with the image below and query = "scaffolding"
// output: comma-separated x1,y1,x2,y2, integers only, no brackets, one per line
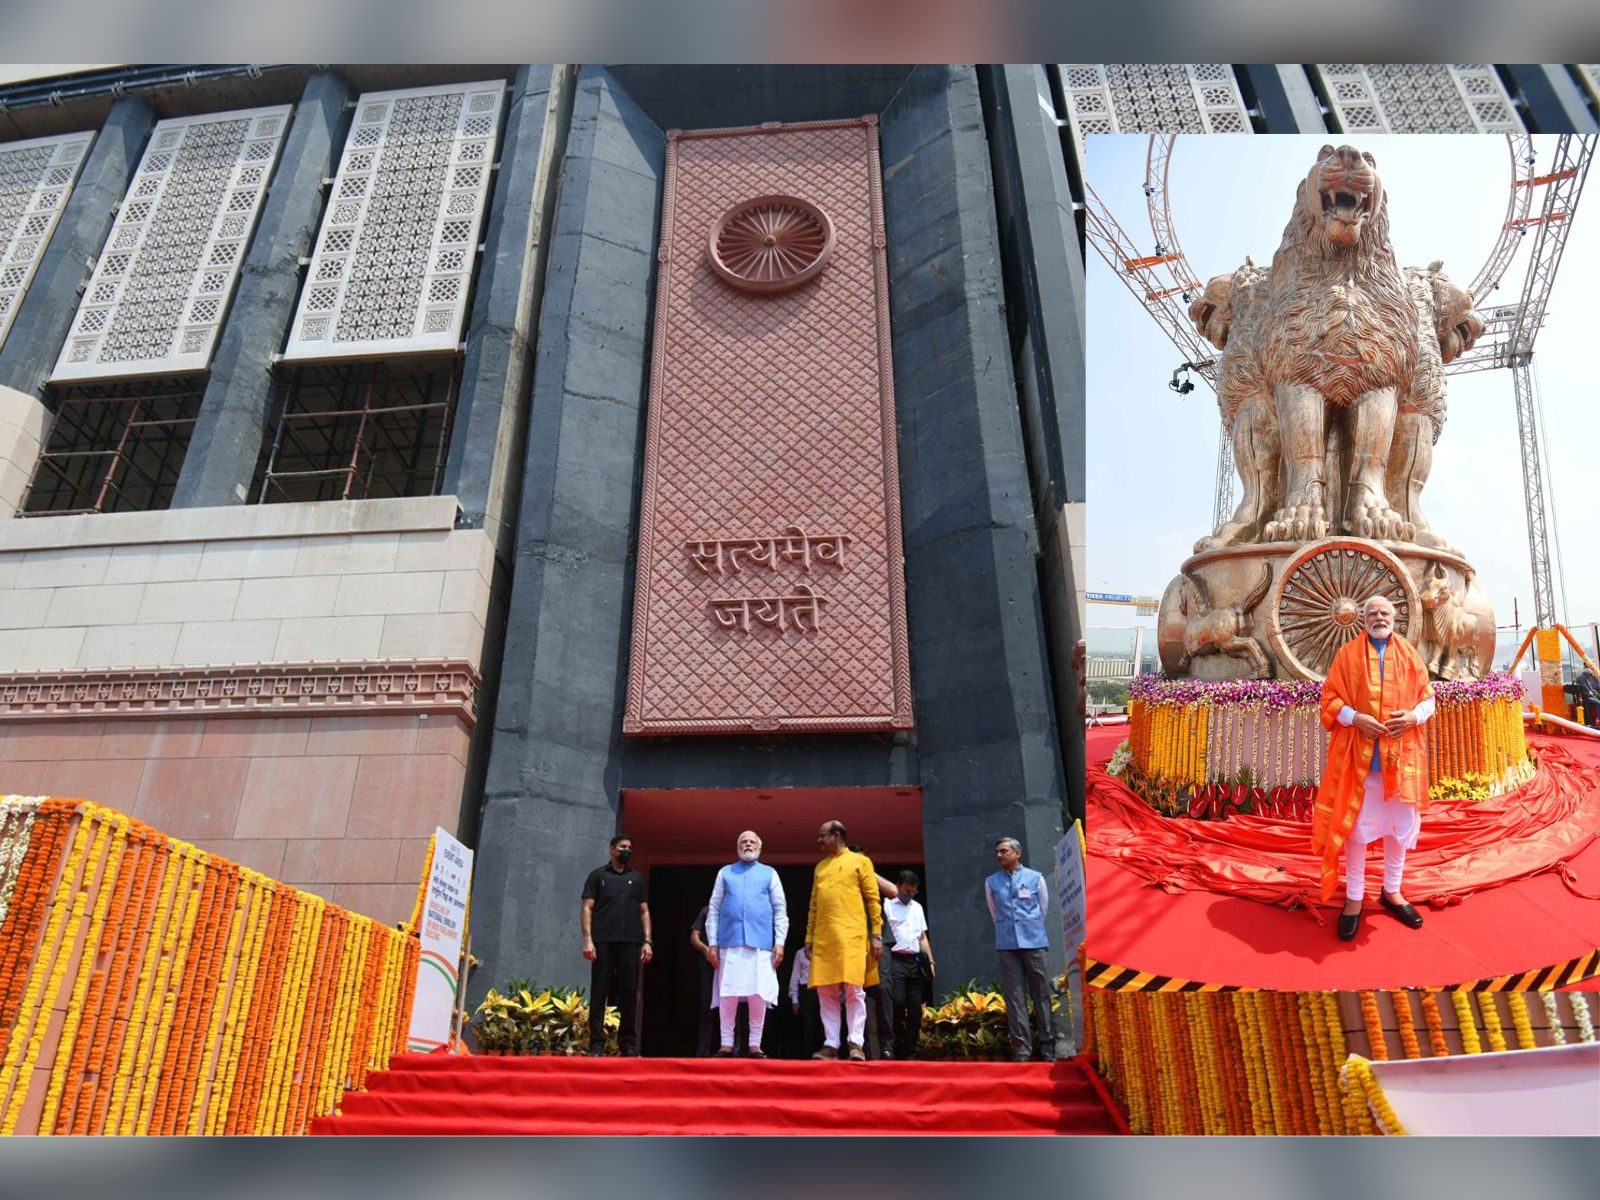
253,359,461,505
21,379,202,516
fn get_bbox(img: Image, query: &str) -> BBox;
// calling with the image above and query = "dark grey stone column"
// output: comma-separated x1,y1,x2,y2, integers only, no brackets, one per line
470,67,665,998
882,66,1069,989
1503,66,1600,133
440,65,576,551
171,70,352,508
983,64,1088,823
0,96,153,397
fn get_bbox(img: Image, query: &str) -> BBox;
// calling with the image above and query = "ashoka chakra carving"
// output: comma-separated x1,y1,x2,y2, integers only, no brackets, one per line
1264,539,1419,681
708,195,834,294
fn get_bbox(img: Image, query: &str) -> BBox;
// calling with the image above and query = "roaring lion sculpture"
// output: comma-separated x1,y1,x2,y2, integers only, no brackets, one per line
1188,145,1483,551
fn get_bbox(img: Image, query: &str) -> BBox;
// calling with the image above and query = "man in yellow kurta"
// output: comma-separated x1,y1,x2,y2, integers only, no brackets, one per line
805,819,883,1061
1313,595,1436,943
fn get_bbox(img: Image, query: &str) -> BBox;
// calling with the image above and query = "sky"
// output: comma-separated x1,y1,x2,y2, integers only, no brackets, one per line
1085,133,1600,663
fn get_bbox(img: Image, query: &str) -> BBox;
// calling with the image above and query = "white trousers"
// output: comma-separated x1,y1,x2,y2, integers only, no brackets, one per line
1345,836,1408,901
719,996,767,1049
815,982,866,1049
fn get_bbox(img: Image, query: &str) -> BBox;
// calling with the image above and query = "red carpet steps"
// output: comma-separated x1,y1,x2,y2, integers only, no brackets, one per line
310,1054,1128,1136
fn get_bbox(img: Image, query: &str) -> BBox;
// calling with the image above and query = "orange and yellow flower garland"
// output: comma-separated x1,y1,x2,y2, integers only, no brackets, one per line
1089,987,1583,1136
0,798,421,1136
1124,682,1531,816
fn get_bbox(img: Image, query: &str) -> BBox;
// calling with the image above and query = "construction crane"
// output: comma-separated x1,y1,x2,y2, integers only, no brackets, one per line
1501,137,1592,630
1086,133,1593,641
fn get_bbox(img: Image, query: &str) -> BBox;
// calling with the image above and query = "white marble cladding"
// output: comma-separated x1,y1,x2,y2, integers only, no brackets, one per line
0,496,493,673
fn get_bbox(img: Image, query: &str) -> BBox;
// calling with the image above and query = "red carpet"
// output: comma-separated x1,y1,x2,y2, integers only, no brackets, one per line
310,1054,1128,1136
1086,726,1600,990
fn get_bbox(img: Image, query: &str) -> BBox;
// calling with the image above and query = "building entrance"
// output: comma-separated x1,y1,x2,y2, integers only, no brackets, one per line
620,786,924,1058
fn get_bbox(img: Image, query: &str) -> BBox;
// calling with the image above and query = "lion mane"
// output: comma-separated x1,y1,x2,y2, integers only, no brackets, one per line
1252,145,1416,410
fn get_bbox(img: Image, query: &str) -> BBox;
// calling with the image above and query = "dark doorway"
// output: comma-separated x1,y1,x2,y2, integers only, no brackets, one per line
640,859,924,1058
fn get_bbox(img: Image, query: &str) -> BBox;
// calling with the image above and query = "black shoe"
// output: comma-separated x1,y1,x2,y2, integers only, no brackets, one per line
620,1047,641,1057
1380,894,1424,929
1337,909,1361,941
586,1045,605,1057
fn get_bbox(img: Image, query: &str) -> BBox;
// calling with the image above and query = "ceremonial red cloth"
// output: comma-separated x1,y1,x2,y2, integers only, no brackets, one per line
1089,738,1600,910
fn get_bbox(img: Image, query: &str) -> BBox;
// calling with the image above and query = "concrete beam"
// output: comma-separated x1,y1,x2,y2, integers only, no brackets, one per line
0,96,154,398
171,70,353,509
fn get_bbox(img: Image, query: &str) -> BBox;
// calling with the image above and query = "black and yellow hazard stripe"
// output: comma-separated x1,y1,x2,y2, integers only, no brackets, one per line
1084,949,1600,993
1441,949,1600,992
1083,957,1239,992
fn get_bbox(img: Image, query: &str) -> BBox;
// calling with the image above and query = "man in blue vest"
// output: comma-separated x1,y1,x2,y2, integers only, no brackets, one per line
706,830,789,1057
985,837,1056,1062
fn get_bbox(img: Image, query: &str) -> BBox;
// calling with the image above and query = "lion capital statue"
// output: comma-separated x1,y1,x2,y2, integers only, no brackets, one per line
1187,145,1484,553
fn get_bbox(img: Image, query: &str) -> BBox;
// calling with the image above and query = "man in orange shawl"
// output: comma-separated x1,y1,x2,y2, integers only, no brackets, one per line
1313,595,1436,941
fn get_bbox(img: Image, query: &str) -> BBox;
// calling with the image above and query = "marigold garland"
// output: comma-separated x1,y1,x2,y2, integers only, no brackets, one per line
0,800,422,1136
1419,991,1450,1057
1476,992,1507,1053
1341,1055,1406,1135
1450,991,1483,1055
1508,992,1538,1050
1125,677,1531,819
1390,991,1422,1060
1088,984,1585,1138
1358,991,1388,1060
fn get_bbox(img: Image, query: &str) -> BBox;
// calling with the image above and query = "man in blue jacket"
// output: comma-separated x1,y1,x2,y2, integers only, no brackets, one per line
706,830,788,1057
985,837,1056,1062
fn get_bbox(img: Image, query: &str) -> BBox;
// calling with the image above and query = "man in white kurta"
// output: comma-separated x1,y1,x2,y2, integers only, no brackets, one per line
706,831,788,1057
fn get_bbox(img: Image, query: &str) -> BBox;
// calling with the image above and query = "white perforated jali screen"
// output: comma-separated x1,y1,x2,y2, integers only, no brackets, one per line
281,80,505,363
0,132,95,353
1314,65,1523,133
1058,64,1252,151
50,107,289,383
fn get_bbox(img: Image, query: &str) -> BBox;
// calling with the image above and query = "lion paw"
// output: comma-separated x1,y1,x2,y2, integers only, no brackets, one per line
1351,502,1405,542
1195,520,1257,553
1264,501,1327,543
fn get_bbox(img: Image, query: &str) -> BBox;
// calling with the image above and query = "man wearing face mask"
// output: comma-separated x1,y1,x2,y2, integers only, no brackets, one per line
1314,594,1437,942
705,830,788,1057
580,834,652,1055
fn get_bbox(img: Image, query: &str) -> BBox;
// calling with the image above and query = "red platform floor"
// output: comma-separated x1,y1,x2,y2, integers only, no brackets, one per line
1085,724,1600,990
311,1054,1129,1136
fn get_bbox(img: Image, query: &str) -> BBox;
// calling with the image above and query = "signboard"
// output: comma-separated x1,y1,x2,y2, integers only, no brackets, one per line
1086,592,1133,603
406,827,473,1052
1054,823,1086,951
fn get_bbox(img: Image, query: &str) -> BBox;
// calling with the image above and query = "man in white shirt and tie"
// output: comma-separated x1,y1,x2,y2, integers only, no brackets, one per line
882,870,935,1060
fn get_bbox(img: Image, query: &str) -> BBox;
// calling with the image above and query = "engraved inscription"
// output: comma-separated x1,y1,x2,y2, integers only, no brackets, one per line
709,584,826,634
687,525,850,577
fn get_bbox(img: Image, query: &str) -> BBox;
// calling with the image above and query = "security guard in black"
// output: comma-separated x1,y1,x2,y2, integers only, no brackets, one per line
580,835,652,1055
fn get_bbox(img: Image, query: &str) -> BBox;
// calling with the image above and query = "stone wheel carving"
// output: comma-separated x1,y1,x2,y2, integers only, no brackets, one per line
708,195,834,293
1263,539,1419,681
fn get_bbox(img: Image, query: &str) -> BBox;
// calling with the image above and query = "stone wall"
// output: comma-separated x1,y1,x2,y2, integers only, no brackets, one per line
0,710,467,925
0,497,491,672
0,495,490,924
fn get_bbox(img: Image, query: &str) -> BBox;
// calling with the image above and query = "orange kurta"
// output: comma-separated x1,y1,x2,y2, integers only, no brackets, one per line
1312,633,1434,900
